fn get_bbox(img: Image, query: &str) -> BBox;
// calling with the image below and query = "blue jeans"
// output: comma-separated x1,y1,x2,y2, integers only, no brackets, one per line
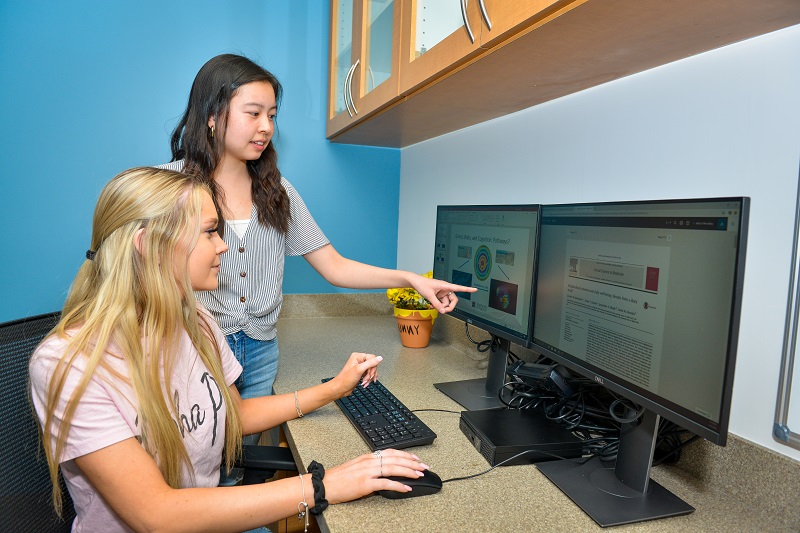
220,333,280,487
227,332,279,400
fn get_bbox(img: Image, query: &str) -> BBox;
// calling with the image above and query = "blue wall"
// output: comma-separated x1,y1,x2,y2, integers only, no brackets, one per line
0,1,400,322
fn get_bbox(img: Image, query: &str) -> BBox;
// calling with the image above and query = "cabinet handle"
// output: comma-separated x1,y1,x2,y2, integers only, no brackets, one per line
349,59,360,115
460,0,475,44
478,0,492,30
344,62,357,117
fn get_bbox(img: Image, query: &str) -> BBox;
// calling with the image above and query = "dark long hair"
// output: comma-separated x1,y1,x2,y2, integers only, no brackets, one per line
170,54,290,234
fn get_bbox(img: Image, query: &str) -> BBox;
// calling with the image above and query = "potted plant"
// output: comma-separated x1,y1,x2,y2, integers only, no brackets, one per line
386,271,439,348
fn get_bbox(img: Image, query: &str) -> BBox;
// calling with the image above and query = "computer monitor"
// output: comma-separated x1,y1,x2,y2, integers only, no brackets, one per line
432,204,540,410
530,197,749,527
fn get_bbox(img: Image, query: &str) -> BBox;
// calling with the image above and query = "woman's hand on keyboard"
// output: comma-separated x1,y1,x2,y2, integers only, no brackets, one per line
329,352,383,398
324,449,429,504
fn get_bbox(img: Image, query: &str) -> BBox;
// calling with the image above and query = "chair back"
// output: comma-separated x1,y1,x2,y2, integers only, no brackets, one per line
0,312,75,532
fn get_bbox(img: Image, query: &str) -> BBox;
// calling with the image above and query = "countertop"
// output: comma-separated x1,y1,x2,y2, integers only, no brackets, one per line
274,315,796,532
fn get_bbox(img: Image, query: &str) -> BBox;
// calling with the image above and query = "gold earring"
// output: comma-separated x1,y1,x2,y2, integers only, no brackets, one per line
210,125,215,138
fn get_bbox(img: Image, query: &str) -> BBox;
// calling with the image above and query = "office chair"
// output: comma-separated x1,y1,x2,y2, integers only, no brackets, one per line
1,312,296,533
1,312,72,533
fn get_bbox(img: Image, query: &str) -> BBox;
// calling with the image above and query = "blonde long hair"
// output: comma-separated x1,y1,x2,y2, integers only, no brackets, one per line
39,167,242,514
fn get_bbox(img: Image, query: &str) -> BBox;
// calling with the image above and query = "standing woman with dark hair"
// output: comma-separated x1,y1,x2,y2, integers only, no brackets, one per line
162,54,475,420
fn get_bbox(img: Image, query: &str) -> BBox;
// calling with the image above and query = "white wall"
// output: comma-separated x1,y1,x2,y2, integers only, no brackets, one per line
398,25,800,462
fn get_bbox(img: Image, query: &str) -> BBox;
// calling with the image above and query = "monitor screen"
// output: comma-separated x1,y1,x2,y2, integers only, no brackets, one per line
530,197,749,526
432,204,540,410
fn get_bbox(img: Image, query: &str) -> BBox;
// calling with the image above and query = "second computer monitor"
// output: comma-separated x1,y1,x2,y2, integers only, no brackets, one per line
530,197,749,526
432,204,540,410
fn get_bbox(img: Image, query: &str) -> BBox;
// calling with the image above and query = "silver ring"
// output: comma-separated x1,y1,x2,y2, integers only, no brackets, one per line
373,450,382,457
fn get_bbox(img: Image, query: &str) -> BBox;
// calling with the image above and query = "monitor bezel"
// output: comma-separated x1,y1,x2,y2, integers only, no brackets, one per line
529,196,750,445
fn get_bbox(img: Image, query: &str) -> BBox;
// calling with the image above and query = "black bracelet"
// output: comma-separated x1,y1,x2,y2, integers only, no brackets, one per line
308,460,328,515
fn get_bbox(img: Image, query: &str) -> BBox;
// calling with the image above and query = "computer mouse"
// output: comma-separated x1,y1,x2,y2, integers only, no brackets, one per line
377,469,443,499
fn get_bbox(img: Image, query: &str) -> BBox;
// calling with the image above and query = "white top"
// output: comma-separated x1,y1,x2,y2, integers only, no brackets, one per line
227,218,249,240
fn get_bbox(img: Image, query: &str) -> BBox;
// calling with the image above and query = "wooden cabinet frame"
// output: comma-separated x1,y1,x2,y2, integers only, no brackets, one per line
329,0,800,147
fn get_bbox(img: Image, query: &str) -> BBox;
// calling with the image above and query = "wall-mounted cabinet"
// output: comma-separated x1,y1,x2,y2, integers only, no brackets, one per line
327,0,800,148
327,0,402,138
327,0,568,138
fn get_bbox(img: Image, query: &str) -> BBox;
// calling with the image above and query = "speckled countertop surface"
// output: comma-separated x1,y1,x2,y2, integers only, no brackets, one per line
274,314,799,533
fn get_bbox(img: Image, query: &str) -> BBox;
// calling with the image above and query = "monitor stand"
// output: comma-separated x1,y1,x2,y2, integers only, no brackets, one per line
536,410,695,527
434,335,509,411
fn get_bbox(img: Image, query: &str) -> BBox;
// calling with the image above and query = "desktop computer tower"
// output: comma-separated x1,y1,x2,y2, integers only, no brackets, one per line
459,409,583,466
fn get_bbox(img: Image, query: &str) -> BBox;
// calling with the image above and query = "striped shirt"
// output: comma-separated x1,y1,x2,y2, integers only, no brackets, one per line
157,160,329,340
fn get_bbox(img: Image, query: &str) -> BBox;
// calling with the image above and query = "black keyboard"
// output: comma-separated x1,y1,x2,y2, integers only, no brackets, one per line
323,378,437,451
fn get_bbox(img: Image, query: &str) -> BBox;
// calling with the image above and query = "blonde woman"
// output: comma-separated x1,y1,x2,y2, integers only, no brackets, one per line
29,167,428,533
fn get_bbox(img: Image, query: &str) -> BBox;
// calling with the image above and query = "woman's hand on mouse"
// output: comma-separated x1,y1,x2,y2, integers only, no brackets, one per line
323,449,429,504
328,352,382,398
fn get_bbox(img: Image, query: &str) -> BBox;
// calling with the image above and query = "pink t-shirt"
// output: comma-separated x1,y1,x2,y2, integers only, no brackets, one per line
29,312,242,532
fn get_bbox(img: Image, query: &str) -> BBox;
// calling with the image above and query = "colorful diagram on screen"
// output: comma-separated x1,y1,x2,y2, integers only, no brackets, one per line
474,245,492,281
496,286,511,309
489,279,519,315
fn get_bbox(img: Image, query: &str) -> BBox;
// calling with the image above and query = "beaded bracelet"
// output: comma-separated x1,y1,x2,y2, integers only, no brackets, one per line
308,461,328,515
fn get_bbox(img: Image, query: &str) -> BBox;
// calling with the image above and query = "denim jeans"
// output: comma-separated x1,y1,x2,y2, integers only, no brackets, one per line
227,332,279,400
220,333,280,488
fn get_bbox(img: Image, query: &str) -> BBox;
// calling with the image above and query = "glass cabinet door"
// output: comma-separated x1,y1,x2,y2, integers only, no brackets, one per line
414,1,467,57
363,0,395,95
353,0,401,119
330,0,355,119
399,0,484,94
349,0,400,120
328,0,401,138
